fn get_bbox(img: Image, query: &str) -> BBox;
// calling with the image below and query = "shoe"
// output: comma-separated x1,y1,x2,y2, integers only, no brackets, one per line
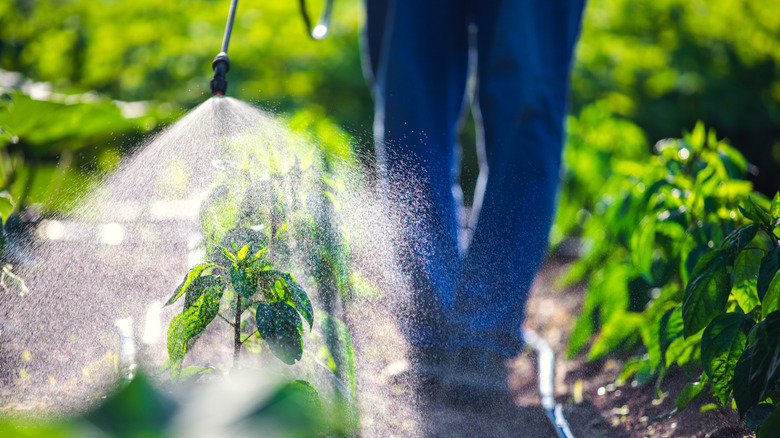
441,346,514,409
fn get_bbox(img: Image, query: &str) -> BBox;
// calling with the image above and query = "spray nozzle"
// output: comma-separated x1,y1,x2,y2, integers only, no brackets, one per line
211,52,230,96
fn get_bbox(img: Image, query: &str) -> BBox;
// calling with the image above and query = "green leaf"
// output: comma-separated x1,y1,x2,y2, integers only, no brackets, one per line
746,403,776,429
0,193,14,224
701,313,750,406
165,262,215,306
231,265,253,298
236,244,249,262
659,306,684,366
588,311,643,360
732,248,762,313
239,380,323,436
734,312,780,414
758,247,780,301
747,197,773,227
183,275,222,310
724,224,759,256
683,249,731,337
317,311,357,397
757,403,780,438
280,273,314,328
256,301,304,365
770,192,780,219
166,285,224,376
218,246,237,264
675,373,709,412
762,271,780,319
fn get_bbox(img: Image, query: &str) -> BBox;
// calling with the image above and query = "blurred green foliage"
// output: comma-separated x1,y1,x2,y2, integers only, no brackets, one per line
1,0,779,214
572,0,780,194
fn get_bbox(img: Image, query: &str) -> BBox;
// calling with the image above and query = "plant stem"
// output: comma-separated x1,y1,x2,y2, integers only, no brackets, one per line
233,295,242,369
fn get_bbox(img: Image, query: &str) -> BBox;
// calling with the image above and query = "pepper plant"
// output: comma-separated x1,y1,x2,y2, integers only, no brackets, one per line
164,225,313,378
559,116,780,434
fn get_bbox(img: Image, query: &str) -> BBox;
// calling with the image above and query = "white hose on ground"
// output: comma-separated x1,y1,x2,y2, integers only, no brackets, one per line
522,328,575,438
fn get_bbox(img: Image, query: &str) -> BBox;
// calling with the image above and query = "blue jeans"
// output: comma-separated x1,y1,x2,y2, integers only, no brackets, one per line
366,0,585,357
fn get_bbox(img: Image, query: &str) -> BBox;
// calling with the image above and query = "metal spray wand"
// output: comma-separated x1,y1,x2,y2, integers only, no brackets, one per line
210,0,238,95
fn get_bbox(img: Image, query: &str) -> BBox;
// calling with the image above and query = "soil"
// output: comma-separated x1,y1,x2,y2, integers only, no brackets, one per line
507,261,752,438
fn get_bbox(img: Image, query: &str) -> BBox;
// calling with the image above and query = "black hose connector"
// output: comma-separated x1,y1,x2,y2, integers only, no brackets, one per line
210,52,230,95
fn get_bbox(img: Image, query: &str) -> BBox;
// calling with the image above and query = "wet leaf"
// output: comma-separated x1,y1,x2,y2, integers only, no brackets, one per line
256,301,304,365
280,273,314,328
701,313,750,406
183,275,222,310
683,249,731,337
167,284,224,376
165,262,215,306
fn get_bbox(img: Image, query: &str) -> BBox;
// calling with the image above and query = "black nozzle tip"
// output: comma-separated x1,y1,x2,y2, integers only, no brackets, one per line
210,52,230,95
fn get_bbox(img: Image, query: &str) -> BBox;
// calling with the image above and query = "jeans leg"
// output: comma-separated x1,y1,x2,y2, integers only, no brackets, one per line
450,0,585,356
371,0,470,348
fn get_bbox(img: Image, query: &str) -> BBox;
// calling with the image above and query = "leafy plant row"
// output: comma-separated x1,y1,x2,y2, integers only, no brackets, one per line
558,112,780,435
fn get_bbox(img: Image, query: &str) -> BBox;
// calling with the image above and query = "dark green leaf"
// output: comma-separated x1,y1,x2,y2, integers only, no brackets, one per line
85,372,177,437
675,373,709,412
231,265,253,298
683,249,731,337
701,313,750,406
239,380,323,436
762,271,780,319
758,247,780,301
165,262,215,306
166,285,224,376
256,301,304,365
746,403,776,429
734,312,780,414
281,273,314,328
757,403,780,438
724,224,759,256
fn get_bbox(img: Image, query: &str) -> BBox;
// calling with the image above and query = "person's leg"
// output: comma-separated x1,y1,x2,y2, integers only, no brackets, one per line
449,0,585,356
369,0,471,349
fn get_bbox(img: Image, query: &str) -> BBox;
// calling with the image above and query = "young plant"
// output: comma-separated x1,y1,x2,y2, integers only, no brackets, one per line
164,226,313,379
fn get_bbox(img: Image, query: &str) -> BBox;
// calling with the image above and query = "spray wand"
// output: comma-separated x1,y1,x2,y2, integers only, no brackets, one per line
209,0,334,96
210,0,237,95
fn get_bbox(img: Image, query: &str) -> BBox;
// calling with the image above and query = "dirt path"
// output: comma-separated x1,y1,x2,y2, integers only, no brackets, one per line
346,260,751,437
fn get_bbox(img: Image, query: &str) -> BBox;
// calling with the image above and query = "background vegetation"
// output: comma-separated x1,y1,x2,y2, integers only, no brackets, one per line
1,0,778,213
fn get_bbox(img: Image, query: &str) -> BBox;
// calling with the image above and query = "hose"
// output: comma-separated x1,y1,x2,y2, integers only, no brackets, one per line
522,328,576,438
